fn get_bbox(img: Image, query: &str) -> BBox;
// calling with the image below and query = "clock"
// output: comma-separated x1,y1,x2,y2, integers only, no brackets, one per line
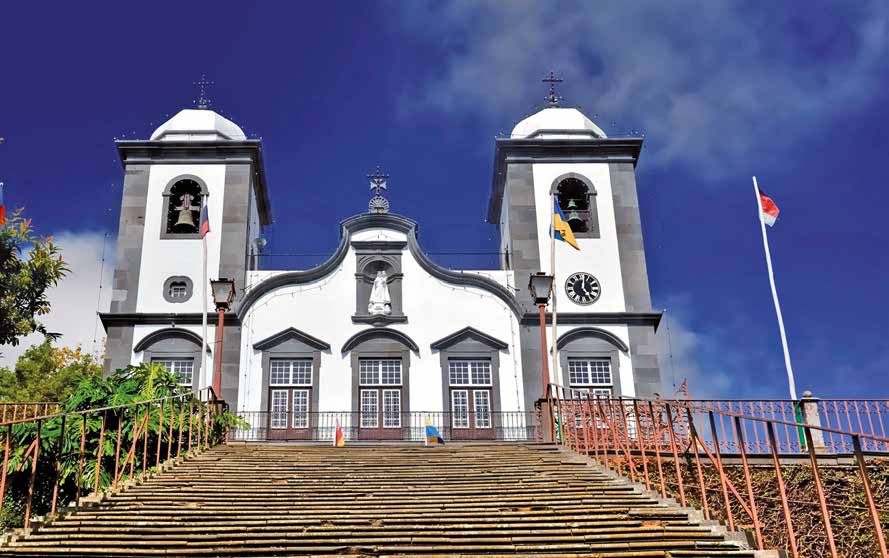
565,272,601,305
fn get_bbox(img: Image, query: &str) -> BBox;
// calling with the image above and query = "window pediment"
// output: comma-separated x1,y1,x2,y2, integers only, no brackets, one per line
430,327,508,352
253,328,330,352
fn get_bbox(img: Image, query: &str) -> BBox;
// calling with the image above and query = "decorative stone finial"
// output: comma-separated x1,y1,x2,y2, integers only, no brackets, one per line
542,71,564,107
194,74,214,110
367,166,390,214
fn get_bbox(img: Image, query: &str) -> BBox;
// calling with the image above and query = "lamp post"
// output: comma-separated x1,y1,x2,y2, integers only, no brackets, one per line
209,278,235,399
528,272,554,398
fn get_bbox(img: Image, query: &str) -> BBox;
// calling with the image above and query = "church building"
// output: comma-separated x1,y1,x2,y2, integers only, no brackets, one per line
101,89,662,440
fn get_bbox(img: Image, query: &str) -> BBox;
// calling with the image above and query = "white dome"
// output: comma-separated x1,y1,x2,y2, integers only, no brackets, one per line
510,107,606,140
150,109,246,142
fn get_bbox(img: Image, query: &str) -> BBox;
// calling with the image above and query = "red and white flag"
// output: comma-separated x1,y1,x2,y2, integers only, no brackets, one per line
758,191,780,227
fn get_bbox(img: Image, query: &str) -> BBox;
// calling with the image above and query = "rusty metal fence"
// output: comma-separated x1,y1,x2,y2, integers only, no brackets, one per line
547,384,889,558
0,403,61,423
0,388,224,530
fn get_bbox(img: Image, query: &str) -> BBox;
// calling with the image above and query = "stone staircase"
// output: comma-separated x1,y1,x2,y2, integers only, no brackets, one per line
1,443,762,557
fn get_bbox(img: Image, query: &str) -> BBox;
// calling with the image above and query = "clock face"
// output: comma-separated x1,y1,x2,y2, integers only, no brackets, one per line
565,272,601,305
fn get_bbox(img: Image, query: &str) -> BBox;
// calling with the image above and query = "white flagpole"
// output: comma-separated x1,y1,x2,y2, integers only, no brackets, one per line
550,191,558,387
201,197,210,392
752,176,797,401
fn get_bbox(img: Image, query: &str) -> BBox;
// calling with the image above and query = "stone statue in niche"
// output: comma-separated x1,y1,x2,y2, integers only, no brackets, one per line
367,271,392,316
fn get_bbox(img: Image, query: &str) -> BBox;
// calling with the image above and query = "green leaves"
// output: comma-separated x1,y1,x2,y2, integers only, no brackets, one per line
0,211,69,347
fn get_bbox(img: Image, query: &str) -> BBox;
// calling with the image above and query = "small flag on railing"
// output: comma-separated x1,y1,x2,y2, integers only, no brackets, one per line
425,416,445,446
0,183,6,226
334,420,345,447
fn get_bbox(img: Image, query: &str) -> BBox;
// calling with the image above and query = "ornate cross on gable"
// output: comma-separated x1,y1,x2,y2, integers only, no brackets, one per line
194,74,214,109
367,166,390,214
543,71,563,107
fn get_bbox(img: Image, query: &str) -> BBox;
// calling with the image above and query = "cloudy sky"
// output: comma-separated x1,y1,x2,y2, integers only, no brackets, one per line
1,1,887,398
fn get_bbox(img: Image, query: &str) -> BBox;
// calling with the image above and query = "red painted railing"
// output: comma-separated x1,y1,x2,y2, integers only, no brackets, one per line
0,388,224,530
0,403,61,422
546,384,889,558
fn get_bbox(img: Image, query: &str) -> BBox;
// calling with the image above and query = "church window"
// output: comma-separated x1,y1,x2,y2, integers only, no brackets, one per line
447,359,492,430
268,359,312,430
162,276,193,303
568,358,613,396
359,359,402,429
152,358,194,387
556,177,599,238
164,179,203,235
169,282,188,299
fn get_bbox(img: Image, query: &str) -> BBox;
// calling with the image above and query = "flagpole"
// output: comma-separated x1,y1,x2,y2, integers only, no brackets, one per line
550,191,558,388
201,197,209,393
753,176,798,401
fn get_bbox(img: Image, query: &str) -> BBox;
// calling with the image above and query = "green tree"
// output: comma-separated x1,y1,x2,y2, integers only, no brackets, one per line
0,341,103,403
0,211,68,348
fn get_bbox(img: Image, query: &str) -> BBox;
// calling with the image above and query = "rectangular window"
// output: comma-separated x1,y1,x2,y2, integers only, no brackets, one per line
451,390,469,428
382,389,401,428
474,390,491,428
170,284,188,299
568,358,612,388
360,389,378,428
153,359,194,387
269,359,312,386
292,389,309,429
358,359,402,385
448,360,491,386
270,389,288,429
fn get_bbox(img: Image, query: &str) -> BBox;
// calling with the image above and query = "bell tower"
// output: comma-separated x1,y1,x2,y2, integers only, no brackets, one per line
487,78,661,410
102,104,271,405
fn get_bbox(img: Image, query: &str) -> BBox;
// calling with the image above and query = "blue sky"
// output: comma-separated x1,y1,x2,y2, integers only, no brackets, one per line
1,1,887,399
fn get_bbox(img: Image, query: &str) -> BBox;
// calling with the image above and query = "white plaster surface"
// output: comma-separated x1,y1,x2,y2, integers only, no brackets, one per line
150,109,246,142
511,107,607,139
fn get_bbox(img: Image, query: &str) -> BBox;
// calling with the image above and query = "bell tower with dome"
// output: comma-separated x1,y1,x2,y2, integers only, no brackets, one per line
488,81,661,404
101,104,271,405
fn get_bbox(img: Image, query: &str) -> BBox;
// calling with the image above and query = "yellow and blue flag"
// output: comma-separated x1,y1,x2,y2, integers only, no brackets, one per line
552,199,579,250
425,416,445,445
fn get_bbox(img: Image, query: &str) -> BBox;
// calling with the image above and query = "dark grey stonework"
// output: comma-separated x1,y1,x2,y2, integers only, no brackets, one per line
609,162,662,395
104,326,134,373
104,164,150,373
500,163,546,413
220,325,241,405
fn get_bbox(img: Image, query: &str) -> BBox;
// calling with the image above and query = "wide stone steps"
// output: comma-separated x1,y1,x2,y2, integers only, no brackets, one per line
0,443,756,556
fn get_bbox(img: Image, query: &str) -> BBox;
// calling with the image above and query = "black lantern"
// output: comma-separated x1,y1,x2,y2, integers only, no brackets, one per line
210,278,236,311
528,272,554,306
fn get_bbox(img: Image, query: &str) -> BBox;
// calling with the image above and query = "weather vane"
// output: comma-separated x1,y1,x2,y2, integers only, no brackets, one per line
367,166,390,214
194,74,214,109
543,71,563,107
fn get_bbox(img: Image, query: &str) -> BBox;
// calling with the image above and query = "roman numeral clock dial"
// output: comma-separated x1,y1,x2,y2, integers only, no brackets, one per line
565,272,601,305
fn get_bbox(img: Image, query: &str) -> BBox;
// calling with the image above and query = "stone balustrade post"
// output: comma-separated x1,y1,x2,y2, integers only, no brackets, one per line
799,390,826,451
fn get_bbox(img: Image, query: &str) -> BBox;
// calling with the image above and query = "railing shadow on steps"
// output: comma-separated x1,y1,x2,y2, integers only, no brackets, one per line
545,383,889,558
0,387,225,531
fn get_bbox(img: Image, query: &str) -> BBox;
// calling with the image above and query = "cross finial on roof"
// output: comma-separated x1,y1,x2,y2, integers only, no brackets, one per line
543,71,563,107
367,166,390,214
194,74,214,109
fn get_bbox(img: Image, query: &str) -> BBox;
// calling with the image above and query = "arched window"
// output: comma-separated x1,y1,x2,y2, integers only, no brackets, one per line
555,175,599,239
160,176,208,239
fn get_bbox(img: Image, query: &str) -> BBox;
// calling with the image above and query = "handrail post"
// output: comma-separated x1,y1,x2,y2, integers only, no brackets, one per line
113,407,124,489
24,419,41,530
0,424,11,512
156,401,164,469
707,410,735,531
663,403,686,507
648,401,666,499
766,421,799,558
687,409,710,520
733,416,764,550
803,426,837,557
167,398,175,462
50,414,66,516
93,411,106,496
75,414,87,507
853,435,889,558
633,400,651,491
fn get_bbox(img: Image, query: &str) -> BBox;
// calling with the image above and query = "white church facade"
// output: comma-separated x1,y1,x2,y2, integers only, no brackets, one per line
101,96,662,440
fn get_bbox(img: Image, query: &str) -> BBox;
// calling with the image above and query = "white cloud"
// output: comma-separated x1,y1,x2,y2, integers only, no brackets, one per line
397,1,888,178
0,231,115,368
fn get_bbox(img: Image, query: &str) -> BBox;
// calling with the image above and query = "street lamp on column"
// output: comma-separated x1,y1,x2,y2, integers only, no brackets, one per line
209,278,235,399
528,272,554,399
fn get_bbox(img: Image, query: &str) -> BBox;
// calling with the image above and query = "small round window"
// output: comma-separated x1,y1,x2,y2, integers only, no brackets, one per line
163,276,193,303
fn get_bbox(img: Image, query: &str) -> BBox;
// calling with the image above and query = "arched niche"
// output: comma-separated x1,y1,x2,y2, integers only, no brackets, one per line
551,172,600,239
160,175,210,240
352,240,406,326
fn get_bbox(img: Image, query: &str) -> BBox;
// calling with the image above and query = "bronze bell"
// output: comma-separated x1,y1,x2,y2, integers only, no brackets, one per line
173,208,196,232
565,199,583,227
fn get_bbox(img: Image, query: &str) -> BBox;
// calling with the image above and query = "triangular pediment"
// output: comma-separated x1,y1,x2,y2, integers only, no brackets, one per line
430,327,508,351
253,327,330,352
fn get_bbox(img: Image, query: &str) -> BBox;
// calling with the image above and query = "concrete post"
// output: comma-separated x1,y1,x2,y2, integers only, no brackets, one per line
799,390,826,451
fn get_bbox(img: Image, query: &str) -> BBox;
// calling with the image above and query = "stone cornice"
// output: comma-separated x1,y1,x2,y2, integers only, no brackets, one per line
487,137,643,223
116,139,272,225
99,312,240,328
519,311,662,330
